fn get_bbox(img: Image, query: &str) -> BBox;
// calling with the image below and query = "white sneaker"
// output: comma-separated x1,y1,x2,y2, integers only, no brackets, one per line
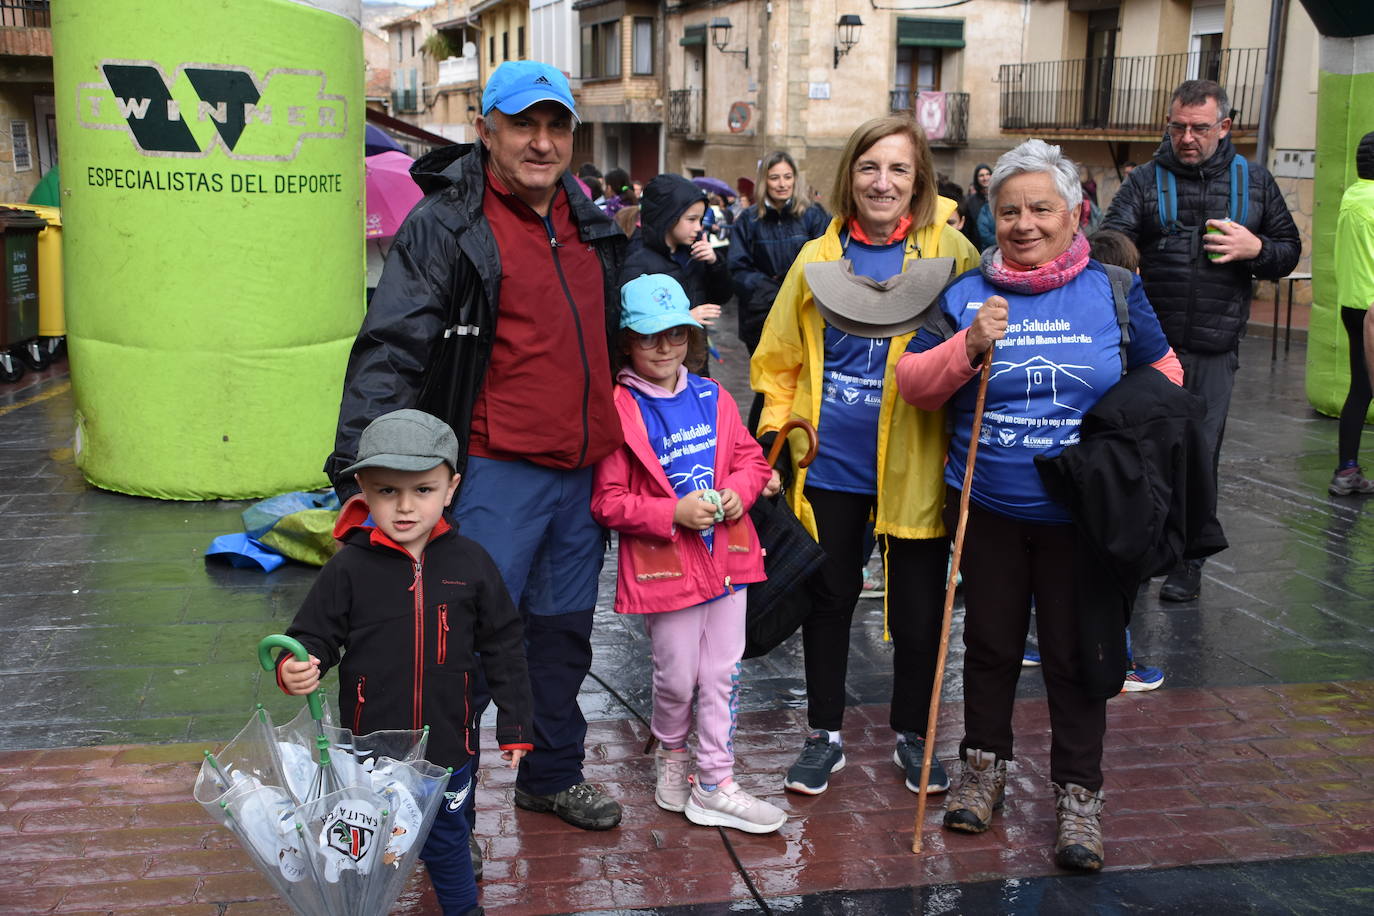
684,777,786,834
654,746,691,813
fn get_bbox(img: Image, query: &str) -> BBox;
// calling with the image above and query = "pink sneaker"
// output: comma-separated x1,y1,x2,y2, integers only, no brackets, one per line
684,777,786,834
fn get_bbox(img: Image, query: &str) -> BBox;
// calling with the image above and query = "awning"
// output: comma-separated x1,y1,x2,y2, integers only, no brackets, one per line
897,17,965,49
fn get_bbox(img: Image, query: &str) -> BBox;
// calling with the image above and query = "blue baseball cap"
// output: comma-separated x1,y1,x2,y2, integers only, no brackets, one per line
620,274,703,335
481,60,579,121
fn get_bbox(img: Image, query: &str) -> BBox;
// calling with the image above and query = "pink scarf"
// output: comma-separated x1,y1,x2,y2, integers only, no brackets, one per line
981,231,1091,294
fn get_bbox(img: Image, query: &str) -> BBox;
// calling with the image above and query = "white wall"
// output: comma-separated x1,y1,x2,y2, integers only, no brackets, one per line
531,0,579,79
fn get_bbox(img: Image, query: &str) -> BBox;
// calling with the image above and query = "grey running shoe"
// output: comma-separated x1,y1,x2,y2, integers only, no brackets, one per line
893,732,950,794
942,748,1006,833
1054,782,1106,871
513,782,622,830
783,732,845,795
1330,467,1374,496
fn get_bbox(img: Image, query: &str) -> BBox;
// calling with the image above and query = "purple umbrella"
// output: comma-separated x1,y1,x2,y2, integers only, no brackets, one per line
692,176,734,198
365,123,406,157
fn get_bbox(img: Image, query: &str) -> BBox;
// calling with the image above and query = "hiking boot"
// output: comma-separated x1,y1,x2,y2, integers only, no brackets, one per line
513,781,622,831
1054,782,1106,871
1121,662,1165,693
1159,561,1202,602
469,832,482,881
654,745,692,813
1330,466,1374,496
684,778,787,834
893,732,950,794
783,732,845,795
942,748,1006,833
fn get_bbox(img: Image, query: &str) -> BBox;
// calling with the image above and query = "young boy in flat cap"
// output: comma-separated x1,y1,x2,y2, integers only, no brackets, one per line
278,408,532,916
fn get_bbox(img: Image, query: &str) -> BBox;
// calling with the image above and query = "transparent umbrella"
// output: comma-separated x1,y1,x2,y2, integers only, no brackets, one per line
194,635,450,915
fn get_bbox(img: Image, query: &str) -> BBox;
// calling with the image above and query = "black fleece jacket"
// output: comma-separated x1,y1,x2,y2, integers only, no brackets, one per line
1101,135,1300,354
283,498,533,769
619,173,733,307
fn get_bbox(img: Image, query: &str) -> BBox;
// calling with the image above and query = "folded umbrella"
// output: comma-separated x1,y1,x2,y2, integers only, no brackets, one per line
743,419,824,659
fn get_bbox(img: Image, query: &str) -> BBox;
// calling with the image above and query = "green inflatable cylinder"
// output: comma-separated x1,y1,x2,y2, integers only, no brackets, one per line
1306,34,1374,422
53,0,364,499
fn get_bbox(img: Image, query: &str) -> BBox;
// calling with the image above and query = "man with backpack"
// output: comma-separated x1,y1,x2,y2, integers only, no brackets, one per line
1102,79,1300,603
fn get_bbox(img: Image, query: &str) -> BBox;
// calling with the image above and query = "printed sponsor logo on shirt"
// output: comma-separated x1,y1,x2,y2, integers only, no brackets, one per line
1021,435,1055,448
997,428,1017,447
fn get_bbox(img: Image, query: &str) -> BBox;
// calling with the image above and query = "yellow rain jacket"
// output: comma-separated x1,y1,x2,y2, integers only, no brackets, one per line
750,198,978,542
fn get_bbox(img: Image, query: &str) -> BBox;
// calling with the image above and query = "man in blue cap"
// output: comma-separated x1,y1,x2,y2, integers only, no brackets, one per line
326,60,629,848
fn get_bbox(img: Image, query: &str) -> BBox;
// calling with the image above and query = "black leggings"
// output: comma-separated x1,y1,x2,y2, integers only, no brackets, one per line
800,486,948,734
1339,307,1373,467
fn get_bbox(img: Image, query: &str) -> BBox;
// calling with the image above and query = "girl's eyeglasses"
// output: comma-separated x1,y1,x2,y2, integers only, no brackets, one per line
631,326,691,349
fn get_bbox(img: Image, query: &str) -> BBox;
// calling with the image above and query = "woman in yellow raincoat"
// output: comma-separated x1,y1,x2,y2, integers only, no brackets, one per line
751,114,977,799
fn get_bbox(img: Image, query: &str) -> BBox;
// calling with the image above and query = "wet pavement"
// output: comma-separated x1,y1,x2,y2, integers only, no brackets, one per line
2,307,1373,913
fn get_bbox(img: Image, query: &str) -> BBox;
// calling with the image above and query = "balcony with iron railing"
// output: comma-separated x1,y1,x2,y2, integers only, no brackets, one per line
0,0,51,57
890,90,969,146
0,0,47,27
668,89,703,137
998,48,1265,137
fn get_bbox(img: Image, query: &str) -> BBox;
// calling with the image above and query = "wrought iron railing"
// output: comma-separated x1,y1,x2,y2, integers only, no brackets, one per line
391,89,419,114
0,0,49,27
668,89,703,136
998,48,1266,133
889,90,970,145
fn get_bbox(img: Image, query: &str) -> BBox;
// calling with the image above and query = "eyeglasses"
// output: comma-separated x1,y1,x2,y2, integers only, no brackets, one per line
630,326,691,349
1166,120,1223,138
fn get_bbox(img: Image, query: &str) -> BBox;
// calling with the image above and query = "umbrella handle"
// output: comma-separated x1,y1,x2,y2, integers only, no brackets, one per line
766,418,819,468
258,634,324,722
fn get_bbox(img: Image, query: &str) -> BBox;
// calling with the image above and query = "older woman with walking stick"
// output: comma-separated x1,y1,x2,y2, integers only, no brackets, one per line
895,139,1182,871
751,114,978,799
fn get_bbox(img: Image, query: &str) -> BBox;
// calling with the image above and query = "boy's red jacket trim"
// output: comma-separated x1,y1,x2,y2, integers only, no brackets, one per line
279,498,533,769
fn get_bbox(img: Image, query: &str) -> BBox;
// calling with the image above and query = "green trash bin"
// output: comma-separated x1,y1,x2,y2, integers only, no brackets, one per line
0,206,47,384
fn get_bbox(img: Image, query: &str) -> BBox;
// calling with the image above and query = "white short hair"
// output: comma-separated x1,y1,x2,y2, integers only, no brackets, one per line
988,139,1083,211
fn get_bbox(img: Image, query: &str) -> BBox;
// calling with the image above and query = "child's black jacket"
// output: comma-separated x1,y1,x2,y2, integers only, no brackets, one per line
283,498,533,768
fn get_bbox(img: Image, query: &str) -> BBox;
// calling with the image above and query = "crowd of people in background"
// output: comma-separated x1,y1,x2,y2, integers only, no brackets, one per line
331,59,1359,912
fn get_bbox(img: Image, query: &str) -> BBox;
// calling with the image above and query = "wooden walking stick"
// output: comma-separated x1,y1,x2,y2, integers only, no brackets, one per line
912,345,995,853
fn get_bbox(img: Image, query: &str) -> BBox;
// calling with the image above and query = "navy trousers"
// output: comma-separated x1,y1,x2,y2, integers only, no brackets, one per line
419,766,477,915
452,456,604,820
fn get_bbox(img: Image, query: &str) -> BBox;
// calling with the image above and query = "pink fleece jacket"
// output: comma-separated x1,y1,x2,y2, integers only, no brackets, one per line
591,368,772,615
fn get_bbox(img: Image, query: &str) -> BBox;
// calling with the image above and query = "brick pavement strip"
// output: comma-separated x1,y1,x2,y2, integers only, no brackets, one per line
0,684,1372,914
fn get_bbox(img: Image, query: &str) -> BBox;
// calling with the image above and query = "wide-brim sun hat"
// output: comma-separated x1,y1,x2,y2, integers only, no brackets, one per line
804,258,956,338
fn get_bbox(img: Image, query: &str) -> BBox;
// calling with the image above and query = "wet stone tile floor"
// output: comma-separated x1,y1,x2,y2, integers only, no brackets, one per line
2,329,1373,914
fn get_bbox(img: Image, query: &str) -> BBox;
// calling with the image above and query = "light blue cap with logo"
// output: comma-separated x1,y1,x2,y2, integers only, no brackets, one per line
620,273,703,335
481,60,579,121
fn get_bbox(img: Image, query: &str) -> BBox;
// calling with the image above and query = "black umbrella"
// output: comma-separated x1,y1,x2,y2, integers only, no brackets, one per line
743,419,824,659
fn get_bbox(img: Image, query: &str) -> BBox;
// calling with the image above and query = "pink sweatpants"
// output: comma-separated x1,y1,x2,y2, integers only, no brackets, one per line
642,589,746,786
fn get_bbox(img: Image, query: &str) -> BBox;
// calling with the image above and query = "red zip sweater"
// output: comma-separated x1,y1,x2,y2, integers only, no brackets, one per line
279,497,533,768
469,170,623,469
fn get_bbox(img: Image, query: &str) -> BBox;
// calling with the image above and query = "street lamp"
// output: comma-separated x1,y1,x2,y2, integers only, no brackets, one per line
709,16,749,69
834,14,863,69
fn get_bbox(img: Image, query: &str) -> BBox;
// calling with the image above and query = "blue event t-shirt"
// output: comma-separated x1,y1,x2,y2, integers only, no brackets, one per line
907,263,1169,523
804,234,905,494
629,374,720,548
